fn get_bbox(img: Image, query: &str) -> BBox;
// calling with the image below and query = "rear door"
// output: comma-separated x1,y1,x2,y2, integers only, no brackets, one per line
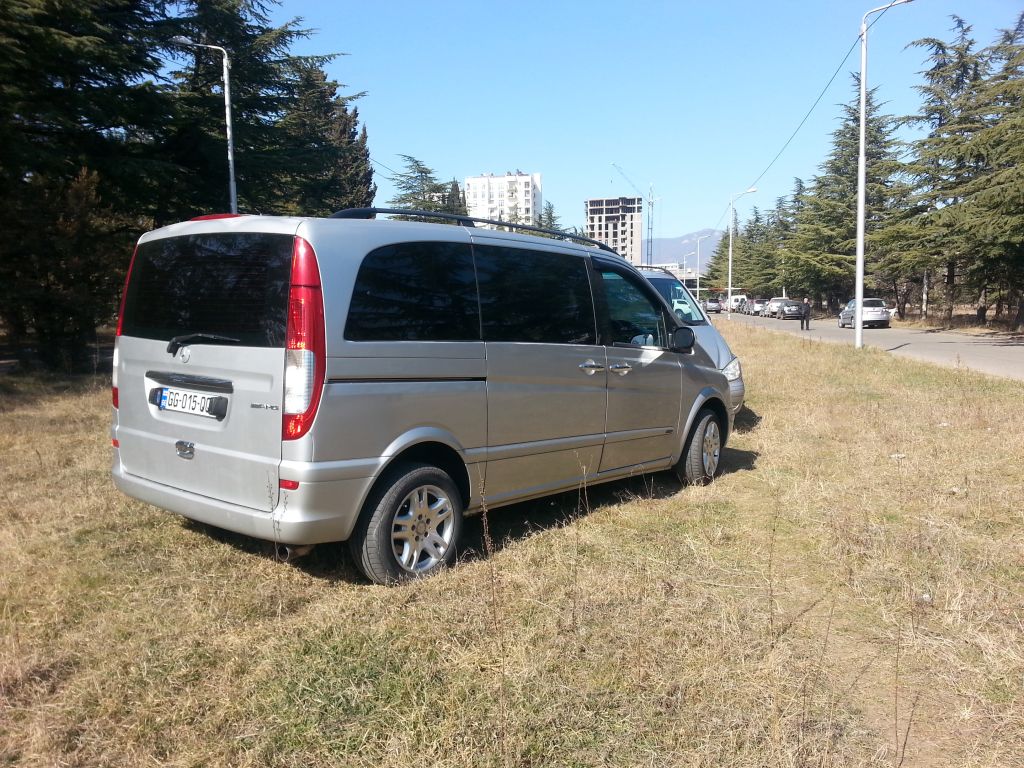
115,229,295,512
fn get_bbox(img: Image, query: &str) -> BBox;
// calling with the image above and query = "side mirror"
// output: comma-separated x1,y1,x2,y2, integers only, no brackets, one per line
671,326,695,352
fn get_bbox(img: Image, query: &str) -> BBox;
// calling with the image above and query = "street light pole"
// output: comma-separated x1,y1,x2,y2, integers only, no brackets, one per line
172,36,237,214
727,187,757,313
696,234,711,301
854,0,912,348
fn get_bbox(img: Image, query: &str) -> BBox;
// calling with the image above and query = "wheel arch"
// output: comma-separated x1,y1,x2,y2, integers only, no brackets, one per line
363,429,474,517
676,389,730,463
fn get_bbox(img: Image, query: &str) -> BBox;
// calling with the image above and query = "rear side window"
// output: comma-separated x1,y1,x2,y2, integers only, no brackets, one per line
345,242,478,341
475,245,596,345
121,233,293,347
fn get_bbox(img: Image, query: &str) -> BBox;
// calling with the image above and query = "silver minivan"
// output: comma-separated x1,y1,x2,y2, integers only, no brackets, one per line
112,210,734,583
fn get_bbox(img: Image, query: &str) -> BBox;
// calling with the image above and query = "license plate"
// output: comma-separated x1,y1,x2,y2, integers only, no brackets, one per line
159,387,221,419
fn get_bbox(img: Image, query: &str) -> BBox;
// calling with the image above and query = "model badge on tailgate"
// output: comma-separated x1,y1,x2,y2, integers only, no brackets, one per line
250,402,279,411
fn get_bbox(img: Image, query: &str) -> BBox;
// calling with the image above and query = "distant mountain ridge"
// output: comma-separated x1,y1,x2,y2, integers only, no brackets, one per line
642,229,723,273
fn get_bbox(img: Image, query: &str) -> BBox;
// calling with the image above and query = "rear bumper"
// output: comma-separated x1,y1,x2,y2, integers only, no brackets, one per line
112,458,374,545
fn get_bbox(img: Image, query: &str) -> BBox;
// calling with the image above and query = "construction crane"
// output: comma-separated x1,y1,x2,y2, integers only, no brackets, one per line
611,163,657,265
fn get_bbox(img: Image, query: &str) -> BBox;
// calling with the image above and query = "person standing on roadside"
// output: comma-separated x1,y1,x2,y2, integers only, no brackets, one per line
800,297,811,330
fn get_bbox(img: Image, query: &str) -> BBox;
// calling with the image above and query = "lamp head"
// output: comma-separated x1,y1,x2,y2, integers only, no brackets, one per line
171,36,195,46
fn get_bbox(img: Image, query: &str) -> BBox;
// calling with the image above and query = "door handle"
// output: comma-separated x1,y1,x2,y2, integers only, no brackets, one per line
609,363,633,376
578,359,605,375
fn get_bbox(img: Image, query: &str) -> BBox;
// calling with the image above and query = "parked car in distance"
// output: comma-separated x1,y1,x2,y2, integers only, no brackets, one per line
765,297,786,316
777,299,804,319
750,299,768,315
704,297,723,313
112,208,736,584
639,268,745,416
838,298,890,328
729,294,747,312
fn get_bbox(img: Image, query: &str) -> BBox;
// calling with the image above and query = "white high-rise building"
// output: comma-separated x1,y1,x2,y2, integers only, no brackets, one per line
464,172,542,226
584,197,643,265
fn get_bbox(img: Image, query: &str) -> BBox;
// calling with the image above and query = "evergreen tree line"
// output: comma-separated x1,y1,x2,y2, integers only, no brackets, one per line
384,155,561,232
703,14,1024,330
0,0,375,370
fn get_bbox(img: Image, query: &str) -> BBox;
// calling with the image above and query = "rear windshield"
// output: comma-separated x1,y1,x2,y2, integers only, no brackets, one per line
121,233,293,347
863,299,886,308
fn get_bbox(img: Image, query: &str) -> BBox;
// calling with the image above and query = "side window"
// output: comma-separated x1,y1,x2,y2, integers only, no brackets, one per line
345,242,479,341
598,267,670,347
474,245,596,345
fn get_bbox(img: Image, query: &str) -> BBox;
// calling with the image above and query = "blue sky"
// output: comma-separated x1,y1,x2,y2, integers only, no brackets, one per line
270,0,1020,237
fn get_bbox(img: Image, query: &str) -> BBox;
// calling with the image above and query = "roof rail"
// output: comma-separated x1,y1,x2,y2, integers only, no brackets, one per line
329,207,619,254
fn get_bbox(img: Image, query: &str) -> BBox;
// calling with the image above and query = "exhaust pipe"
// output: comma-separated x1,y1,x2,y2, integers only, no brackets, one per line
275,543,314,563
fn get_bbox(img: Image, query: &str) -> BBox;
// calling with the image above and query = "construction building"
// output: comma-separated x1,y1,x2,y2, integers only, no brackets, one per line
584,197,643,265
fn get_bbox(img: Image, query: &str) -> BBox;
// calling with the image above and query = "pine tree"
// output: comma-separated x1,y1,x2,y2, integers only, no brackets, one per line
0,0,169,369
703,210,735,293
942,14,1024,328
539,202,560,231
155,0,333,222
788,79,906,309
273,61,375,216
386,155,445,214
904,18,988,326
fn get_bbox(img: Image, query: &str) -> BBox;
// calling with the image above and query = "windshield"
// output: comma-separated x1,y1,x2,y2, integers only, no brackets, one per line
645,275,707,324
863,299,886,308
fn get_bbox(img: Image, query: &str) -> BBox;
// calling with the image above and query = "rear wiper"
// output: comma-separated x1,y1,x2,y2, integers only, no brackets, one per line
166,333,241,356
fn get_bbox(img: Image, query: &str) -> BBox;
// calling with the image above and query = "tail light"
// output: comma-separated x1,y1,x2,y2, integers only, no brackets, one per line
283,237,325,440
113,245,139,408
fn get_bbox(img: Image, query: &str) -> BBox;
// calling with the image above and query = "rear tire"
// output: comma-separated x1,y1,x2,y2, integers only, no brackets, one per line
349,463,463,585
675,408,722,485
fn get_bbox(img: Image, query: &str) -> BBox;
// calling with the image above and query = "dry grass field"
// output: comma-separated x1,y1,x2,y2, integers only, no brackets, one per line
1,324,1022,767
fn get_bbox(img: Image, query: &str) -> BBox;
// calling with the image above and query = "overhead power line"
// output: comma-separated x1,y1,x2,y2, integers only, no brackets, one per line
715,10,900,231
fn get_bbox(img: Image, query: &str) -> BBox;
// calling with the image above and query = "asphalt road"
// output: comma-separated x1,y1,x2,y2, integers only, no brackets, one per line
719,310,1024,382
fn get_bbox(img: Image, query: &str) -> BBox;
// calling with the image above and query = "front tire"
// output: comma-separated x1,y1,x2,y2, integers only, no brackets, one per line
349,463,463,584
675,409,722,485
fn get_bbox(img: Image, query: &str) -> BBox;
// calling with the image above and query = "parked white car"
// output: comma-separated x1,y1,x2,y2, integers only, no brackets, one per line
838,298,891,329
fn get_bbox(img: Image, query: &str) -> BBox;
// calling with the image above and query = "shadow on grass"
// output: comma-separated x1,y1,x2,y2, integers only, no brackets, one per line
183,446,760,584
733,404,761,434
0,371,108,410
